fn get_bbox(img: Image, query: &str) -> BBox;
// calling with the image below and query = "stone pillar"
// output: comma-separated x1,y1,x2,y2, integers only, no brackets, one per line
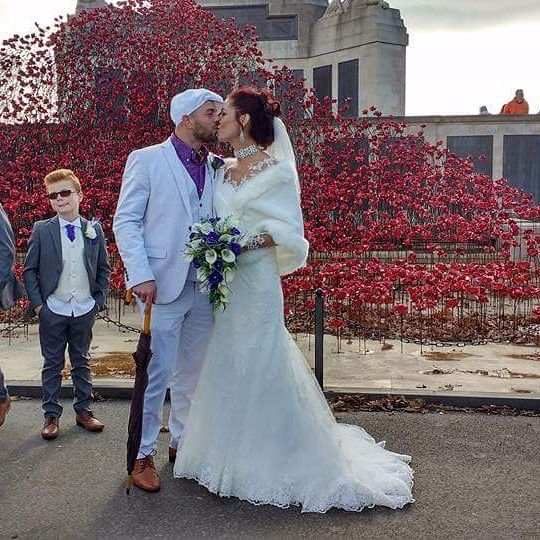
492,133,504,180
311,0,409,115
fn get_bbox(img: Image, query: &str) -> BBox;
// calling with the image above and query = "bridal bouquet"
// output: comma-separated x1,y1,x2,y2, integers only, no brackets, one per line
185,216,244,312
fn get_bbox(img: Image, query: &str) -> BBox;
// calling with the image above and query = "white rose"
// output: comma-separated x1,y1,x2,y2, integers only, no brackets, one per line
218,283,228,294
219,234,232,243
205,249,217,265
223,267,236,283
218,285,231,303
221,249,235,263
199,222,213,235
85,224,97,240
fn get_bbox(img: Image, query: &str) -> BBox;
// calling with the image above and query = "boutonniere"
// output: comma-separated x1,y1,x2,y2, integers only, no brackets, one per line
210,154,225,176
85,219,98,243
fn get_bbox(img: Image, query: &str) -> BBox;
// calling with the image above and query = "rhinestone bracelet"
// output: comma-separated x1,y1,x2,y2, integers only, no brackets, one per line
244,234,266,250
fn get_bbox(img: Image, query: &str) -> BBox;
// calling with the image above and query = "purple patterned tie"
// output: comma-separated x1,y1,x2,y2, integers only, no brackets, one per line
65,224,75,242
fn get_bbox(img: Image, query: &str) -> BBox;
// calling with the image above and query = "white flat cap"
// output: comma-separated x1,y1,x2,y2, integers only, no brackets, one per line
170,88,224,125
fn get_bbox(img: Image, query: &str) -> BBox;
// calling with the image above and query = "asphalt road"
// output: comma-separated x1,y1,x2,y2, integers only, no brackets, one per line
1,399,539,539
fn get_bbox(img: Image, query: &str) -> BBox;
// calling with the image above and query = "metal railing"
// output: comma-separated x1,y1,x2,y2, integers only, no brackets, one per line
309,288,540,392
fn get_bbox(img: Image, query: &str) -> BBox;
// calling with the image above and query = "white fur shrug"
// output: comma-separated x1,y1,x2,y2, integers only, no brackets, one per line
223,159,309,276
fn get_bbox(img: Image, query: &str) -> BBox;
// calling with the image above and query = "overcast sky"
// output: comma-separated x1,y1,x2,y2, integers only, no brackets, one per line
1,0,539,115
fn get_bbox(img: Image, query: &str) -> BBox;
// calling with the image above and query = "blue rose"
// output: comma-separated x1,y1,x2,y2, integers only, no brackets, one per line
189,232,196,240
230,242,242,256
206,232,220,245
213,259,224,271
231,227,240,236
193,259,201,268
208,270,223,286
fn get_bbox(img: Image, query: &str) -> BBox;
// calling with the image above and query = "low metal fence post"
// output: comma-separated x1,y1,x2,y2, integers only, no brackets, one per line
314,288,324,390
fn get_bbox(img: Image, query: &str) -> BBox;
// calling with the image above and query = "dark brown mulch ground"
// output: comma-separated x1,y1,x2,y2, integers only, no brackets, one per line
327,393,540,417
61,352,134,379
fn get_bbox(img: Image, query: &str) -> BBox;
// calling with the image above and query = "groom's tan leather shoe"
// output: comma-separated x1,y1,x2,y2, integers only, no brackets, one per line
0,397,11,427
132,457,161,492
168,446,177,463
41,416,60,440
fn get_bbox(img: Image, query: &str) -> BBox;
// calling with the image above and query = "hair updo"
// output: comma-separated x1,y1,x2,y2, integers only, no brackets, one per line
228,86,281,148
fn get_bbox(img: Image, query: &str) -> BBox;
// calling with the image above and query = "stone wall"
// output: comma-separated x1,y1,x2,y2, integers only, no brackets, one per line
388,115,540,201
75,0,107,15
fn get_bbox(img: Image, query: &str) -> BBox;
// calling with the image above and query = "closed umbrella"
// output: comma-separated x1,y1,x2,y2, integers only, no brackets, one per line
124,299,152,494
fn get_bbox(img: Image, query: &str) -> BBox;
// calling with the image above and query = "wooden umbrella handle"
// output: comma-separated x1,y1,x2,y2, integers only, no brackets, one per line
125,288,152,333
143,304,152,335
125,288,133,305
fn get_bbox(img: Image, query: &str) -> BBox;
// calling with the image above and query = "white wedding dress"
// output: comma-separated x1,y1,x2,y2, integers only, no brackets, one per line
174,158,414,513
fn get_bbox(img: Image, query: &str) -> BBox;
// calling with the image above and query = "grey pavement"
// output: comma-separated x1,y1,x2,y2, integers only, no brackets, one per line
3,314,540,396
1,399,539,539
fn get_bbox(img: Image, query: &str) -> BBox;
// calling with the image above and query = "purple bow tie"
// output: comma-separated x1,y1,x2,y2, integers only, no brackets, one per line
65,224,76,242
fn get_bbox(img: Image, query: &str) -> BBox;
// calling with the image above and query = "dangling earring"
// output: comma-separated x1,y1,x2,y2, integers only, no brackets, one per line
239,127,246,144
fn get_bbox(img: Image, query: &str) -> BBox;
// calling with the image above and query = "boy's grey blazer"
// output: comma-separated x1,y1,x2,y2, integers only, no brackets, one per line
23,216,111,315
0,203,23,310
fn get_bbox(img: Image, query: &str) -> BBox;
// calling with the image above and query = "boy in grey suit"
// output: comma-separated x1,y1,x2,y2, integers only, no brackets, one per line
0,202,18,427
23,169,110,440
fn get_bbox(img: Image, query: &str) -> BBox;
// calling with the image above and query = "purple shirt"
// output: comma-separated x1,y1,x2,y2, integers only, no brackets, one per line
170,133,208,198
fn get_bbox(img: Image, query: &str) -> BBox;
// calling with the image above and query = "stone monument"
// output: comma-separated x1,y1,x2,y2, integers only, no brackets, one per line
198,0,408,115
71,0,409,115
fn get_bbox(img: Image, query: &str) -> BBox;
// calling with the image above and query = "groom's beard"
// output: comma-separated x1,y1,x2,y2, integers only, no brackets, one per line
192,122,218,145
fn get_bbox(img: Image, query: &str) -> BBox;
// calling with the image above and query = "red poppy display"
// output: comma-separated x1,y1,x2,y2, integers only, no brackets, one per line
2,0,540,341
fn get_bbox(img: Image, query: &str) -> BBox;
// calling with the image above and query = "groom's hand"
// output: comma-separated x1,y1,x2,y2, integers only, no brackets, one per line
133,280,157,312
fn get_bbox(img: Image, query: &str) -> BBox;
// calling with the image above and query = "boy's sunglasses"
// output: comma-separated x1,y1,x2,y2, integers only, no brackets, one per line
47,189,76,200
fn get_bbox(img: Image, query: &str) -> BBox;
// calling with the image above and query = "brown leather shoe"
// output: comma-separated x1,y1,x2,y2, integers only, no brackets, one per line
76,411,105,432
168,446,177,463
41,416,60,440
132,456,161,492
0,397,11,428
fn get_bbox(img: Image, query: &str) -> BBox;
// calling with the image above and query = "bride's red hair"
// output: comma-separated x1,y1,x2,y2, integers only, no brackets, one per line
228,86,281,148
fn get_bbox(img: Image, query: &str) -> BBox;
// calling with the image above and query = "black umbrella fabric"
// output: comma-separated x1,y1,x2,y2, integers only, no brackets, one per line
125,303,152,494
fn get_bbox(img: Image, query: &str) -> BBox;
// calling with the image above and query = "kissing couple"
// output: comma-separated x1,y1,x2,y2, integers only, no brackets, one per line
113,86,414,513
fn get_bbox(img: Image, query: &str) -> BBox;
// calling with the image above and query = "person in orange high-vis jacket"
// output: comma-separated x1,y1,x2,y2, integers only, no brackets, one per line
501,89,529,115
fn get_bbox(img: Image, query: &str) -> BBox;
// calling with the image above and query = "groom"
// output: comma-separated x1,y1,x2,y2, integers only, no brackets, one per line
113,88,224,492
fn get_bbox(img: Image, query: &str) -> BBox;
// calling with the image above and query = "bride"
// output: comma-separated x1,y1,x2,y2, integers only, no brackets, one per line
173,86,414,513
